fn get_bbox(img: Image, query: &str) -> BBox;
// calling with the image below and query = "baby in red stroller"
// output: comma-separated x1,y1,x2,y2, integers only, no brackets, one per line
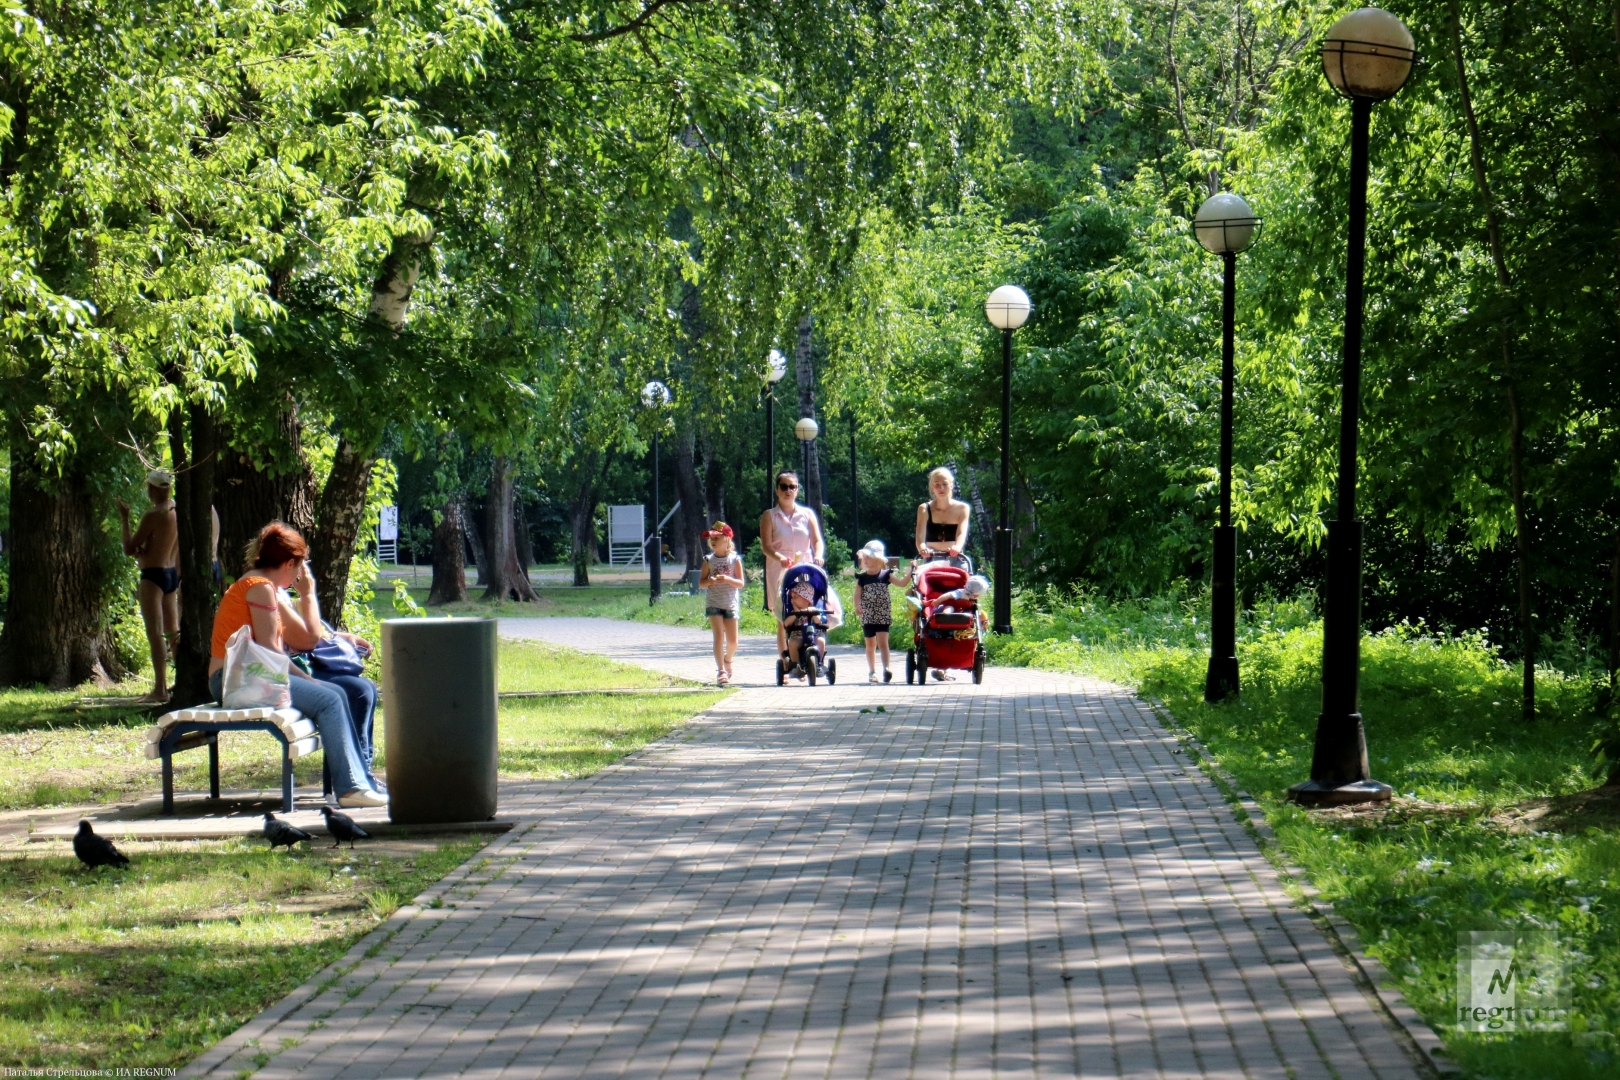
905,557,989,684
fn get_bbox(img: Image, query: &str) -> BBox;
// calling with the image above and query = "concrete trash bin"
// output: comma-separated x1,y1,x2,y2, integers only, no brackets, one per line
382,617,498,824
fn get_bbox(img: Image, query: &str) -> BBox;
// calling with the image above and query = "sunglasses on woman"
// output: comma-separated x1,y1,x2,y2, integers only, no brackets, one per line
778,482,798,491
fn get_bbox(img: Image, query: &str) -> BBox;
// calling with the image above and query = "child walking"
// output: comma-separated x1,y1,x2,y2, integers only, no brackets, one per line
854,540,911,683
699,522,745,686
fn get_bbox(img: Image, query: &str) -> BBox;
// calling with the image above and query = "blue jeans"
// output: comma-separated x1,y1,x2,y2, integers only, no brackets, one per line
317,673,377,774
209,669,373,797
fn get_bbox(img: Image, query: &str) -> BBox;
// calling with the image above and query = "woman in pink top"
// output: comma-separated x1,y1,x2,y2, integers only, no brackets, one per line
758,470,826,656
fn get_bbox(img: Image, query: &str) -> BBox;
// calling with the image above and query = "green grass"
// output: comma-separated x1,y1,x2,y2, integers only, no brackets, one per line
0,639,712,812
498,691,728,778
989,588,1618,1078
0,834,486,1070
498,638,689,692
494,639,726,779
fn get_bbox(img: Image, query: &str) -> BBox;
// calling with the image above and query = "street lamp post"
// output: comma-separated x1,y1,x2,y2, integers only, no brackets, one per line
1193,192,1261,703
643,380,671,606
1289,7,1414,807
795,418,819,496
984,284,1031,635
764,350,787,510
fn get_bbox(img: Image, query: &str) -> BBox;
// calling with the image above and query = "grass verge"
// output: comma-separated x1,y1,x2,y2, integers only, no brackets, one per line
495,640,726,778
0,833,485,1070
987,588,1618,1080
0,639,706,811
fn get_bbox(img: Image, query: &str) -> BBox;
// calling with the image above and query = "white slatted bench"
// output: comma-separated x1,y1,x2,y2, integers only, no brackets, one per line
148,706,330,814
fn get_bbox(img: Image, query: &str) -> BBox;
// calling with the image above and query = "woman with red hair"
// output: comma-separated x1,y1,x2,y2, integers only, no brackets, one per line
209,522,384,807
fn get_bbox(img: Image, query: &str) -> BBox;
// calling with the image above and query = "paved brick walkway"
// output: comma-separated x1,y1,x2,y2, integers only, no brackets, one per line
186,619,1421,1079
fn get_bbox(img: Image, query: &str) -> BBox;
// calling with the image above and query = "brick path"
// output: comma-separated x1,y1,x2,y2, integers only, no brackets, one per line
186,619,1422,1079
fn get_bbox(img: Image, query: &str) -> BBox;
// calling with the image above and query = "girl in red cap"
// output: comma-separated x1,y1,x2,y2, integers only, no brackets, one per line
699,522,745,685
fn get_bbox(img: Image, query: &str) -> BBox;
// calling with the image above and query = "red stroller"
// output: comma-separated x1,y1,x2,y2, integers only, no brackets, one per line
906,556,987,685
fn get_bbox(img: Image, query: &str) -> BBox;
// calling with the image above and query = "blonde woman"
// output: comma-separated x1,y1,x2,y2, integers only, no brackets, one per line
915,466,972,560
759,470,842,658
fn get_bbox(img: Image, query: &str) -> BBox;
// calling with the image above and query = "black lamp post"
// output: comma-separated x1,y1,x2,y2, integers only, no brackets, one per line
1288,6,1414,807
984,284,1031,635
643,379,671,606
1193,192,1261,703
764,349,786,510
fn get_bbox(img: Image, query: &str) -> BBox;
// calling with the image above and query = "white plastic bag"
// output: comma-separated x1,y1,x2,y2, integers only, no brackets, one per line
221,624,292,708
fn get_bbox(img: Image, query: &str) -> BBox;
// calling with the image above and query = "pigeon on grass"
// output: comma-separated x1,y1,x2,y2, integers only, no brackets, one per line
73,820,129,869
320,805,371,849
263,813,313,851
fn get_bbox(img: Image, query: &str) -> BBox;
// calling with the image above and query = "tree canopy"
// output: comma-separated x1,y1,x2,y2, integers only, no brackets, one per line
0,0,1614,714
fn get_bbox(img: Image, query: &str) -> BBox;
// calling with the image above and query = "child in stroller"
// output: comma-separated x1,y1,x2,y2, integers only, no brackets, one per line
906,556,989,684
777,564,838,686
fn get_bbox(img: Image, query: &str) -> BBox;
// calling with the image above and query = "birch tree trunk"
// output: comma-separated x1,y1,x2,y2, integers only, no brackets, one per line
792,314,823,519
309,229,432,622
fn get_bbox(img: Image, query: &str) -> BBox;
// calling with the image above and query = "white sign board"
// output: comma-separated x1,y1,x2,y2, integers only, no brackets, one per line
608,504,646,567
378,505,399,541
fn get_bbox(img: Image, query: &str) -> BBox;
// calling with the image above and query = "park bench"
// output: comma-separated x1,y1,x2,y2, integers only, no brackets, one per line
146,706,330,814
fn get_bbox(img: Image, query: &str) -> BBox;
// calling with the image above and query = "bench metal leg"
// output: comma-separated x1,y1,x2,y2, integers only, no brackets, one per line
282,745,295,813
208,736,221,800
322,757,332,803
162,753,175,815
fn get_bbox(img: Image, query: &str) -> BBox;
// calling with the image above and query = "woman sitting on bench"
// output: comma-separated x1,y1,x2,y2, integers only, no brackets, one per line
208,522,385,808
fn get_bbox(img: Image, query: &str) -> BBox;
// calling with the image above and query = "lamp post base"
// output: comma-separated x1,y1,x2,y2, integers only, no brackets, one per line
1204,654,1239,703
1285,778,1392,807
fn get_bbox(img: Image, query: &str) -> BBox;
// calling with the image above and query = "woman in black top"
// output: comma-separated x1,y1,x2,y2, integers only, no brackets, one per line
914,466,972,559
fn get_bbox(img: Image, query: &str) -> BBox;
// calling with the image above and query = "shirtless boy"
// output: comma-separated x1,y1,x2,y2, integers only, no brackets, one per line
118,470,180,704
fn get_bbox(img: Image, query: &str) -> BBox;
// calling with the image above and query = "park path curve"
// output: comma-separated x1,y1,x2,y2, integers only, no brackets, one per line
184,618,1423,1079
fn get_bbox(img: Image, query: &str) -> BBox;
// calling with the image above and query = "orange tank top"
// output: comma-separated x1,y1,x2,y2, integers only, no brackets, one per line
210,575,277,658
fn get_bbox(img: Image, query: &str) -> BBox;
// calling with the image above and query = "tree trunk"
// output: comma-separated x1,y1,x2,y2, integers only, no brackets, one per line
570,450,604,587
310,437,374,628
368,232,432,333
215,409,317,578
674,421,704,582
0,439,120,688
963,459,997,555
168,403,218,705
703,443,726,525
428,500,469,605
513,494,536,572
793,313,823,519
481,456,538,602
462,494,486,587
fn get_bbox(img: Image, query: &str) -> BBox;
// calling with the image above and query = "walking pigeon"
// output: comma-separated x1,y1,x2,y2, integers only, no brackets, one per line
320,805,371,849
73,820,129,869
262,812,313,851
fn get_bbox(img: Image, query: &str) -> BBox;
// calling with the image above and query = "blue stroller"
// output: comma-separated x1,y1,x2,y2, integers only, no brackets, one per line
776,564,838,686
